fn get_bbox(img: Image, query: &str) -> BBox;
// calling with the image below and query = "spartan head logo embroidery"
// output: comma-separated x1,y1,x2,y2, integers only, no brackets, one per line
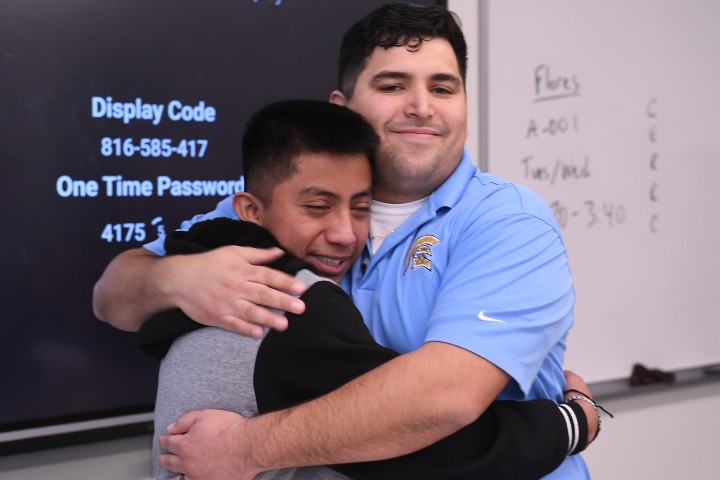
405,235,440,272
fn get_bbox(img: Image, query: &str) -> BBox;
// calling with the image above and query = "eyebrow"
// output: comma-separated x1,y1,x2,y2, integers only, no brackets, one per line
298,186,372,201
370,70,462,87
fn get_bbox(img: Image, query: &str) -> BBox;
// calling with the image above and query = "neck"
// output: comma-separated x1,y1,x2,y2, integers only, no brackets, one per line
372,152,464,203
372,183,433,204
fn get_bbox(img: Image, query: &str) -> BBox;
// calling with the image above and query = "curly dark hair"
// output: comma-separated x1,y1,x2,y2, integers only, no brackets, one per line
338,3,467,99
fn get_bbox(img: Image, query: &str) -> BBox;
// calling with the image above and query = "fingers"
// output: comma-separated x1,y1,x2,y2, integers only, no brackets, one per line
241,272,306,315
157,412,201,477
241,249,308,310
170,246,307,334
210,280,306,337
158,410,250,479
166,410,202,435
157,452,182,476
220,314,280,339
242,247,307,294
157,436,186,474
217,247,307,333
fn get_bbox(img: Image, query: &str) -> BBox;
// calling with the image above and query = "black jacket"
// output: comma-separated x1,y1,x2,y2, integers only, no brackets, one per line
138,218,580,480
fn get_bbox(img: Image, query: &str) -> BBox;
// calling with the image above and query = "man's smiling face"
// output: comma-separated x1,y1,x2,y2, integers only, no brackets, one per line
332,37,468,203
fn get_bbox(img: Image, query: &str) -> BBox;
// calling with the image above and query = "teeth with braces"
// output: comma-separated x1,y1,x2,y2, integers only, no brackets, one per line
317,256,342,266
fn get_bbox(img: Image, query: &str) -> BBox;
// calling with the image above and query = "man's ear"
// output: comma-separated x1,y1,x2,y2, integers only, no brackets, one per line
329,90,347,106
232,192,264,224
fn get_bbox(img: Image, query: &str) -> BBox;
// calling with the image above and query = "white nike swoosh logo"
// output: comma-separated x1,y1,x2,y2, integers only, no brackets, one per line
477,311,505,323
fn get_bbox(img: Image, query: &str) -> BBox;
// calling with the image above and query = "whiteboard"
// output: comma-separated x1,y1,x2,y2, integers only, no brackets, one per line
480,0,720,383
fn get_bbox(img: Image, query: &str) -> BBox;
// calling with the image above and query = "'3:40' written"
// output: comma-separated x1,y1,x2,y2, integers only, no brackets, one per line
550,199,626,229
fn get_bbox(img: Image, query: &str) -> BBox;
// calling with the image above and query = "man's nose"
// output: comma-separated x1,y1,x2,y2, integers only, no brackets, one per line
404,87,434,119
325,211,357,246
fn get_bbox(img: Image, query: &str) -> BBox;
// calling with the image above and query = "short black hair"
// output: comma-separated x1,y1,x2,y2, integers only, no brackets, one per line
241,99,379,202
338,3,467,99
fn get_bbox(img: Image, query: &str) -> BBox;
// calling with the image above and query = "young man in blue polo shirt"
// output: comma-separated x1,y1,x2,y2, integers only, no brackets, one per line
95,4,598,479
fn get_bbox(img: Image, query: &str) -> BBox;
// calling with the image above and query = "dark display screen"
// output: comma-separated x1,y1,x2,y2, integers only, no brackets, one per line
0,0,443,452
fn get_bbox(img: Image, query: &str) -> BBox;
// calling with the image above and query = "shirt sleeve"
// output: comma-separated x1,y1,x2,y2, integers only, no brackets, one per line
425,210,574,398
142,195,238,255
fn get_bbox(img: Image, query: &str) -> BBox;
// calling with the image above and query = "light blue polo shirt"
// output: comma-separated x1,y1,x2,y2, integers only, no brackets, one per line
144,196,237,255
344,152,575,402
342,152,587,479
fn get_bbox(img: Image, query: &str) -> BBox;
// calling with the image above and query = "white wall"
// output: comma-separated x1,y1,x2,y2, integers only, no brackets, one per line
583,381,720,479
450,0,720,478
